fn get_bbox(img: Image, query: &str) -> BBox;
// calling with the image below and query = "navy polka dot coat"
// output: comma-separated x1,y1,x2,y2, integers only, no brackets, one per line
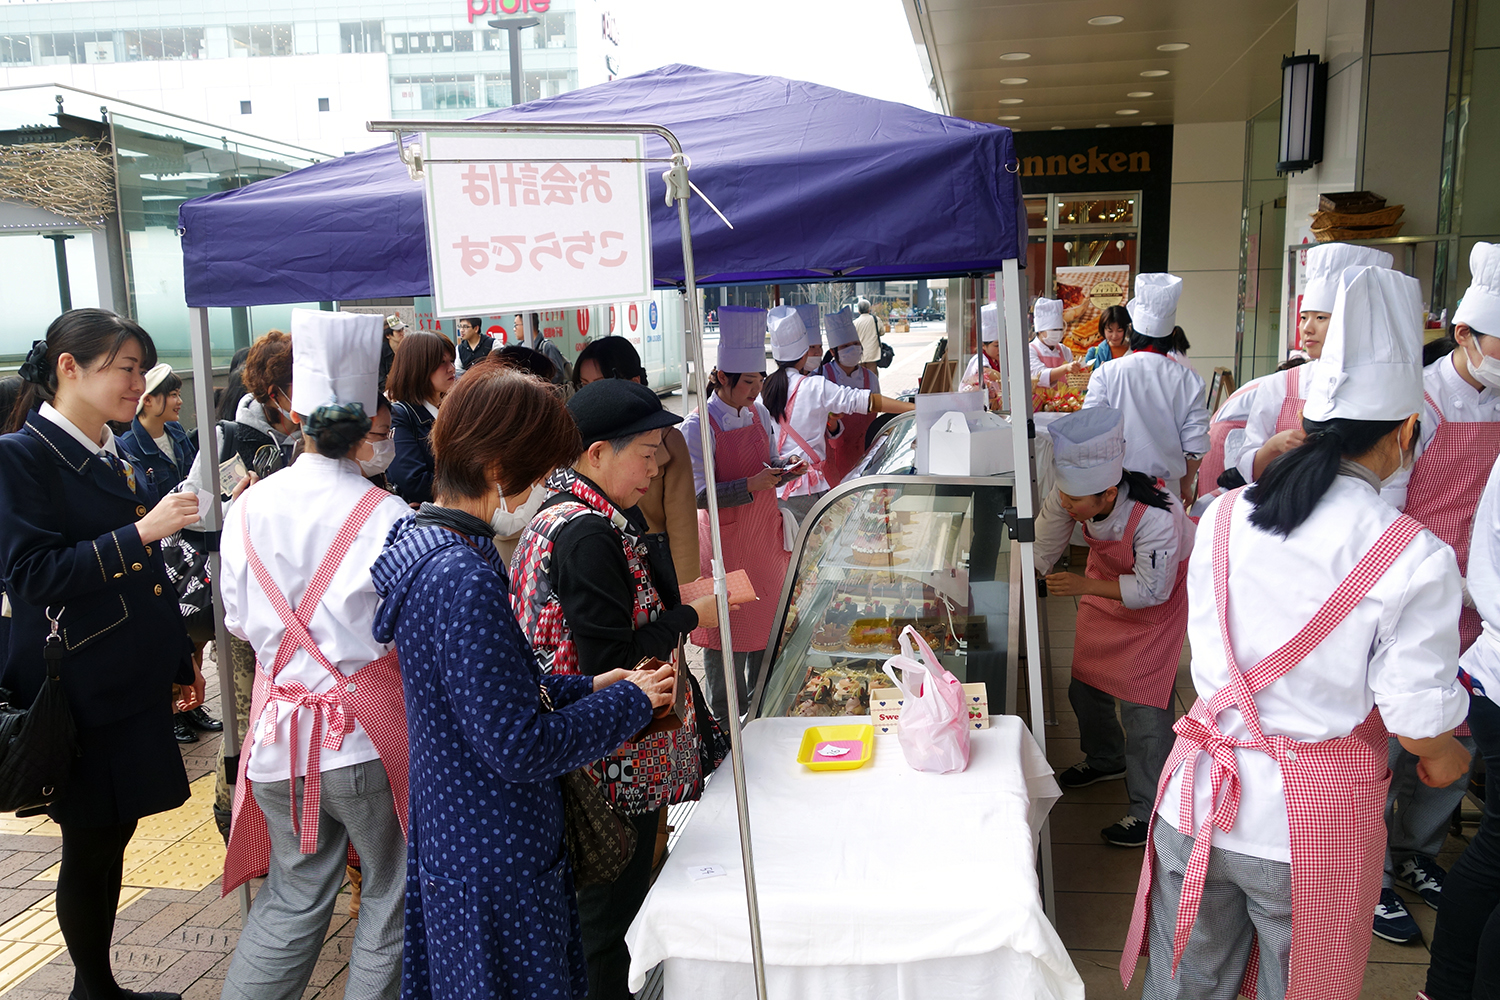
372,519,654,999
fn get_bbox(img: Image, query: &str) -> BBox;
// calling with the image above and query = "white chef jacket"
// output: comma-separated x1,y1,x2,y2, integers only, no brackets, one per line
1235,364,1314,483
1460,451,1500,706
1212,371,1278,425
962,352,999,382
821,359,880,395
681,393,781,498
221,453,412,782
1029,339,1074,388
1380,352,1500,510
776,370,870,497
1081,350,1210,482
1158,475,1468,861
1034,489,1195,610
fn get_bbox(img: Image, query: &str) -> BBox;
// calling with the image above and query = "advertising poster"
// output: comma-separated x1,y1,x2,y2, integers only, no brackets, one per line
1055,265,1129,357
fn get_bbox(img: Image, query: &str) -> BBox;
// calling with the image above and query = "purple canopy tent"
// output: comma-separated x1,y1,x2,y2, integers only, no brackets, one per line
177,63,1024,305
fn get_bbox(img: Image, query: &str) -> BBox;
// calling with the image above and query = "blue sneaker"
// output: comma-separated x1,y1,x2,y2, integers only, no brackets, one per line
1395,854,1445,910
1373,888,1421,944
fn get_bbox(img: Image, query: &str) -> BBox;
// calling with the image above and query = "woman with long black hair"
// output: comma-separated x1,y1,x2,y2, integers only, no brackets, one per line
1033,406,1195,849
1121,265,1471,1000
0,309,204,1000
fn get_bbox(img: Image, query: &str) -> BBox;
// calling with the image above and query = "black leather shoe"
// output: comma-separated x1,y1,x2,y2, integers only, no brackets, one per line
183,706,222,732
173,716,199,743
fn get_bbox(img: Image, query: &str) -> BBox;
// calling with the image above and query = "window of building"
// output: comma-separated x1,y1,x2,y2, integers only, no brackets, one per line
340,21,383,54
318,97,330,112
229,24,293,57
240,100,252,115
392,75,477,111
0,35,32,65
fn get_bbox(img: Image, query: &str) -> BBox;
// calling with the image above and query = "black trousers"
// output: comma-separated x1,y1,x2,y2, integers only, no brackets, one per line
576,808,660,1000
56,820,136,1000
1426,692,1500,1000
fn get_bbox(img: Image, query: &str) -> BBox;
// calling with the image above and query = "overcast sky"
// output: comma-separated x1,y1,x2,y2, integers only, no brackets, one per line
614,0,938,112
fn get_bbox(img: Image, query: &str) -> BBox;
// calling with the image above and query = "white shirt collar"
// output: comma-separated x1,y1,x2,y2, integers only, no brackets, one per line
1439,350,1494,405
39,402,118,457
423,400,440,419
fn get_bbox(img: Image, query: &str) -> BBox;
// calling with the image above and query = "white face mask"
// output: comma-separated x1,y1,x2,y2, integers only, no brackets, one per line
1040,328,1064,347
801,356,822,374
490,484,547,537
1466,338,1500,391
358,438,395,476
837,344,863,368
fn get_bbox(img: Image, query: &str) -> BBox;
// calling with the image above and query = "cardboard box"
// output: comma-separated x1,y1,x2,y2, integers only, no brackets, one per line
870,683,989,733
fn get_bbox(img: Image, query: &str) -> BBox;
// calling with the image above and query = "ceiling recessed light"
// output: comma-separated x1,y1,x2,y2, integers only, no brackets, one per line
1050,126,1066,130
1127,91,1154,98
1095,123,1110,128
1116,109,1139,115
1141,122,1157,126
998,115,1021,121
1000,78,1028,85
1088,15,1124,25
1140,69,1170,77
999,51,1031,61
1157,42,1190,51
998,98,1024,104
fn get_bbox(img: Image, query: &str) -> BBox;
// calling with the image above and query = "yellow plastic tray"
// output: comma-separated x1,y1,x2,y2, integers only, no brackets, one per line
796,724,875,771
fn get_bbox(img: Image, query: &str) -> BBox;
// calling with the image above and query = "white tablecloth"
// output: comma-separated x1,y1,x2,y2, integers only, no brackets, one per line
625,716,1083,1000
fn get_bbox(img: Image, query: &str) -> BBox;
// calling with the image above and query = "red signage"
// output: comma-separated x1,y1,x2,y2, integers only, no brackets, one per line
467,0,550,23
577,308,591,337
609,304,617,332
628,303,639,331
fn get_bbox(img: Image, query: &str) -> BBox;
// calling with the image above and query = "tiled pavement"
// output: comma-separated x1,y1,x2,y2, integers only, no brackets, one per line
1040,547,1481,1000
0,657,360,1000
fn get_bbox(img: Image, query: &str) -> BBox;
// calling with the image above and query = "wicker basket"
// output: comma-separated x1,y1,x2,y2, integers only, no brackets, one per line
1312,222,1405,242
1319,191,1387,214
1310,205,1405,228
1067,368,1092,394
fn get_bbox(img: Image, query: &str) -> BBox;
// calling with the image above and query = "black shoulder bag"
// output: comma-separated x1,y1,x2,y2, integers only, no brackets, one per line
541,683,638,885
0,608,79,816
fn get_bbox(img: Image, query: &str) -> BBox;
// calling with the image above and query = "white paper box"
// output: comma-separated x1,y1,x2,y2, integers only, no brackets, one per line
915,391,984,474
928,410,1015,477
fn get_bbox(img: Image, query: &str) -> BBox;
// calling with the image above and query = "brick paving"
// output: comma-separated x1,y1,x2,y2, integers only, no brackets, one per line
0,659,362,1000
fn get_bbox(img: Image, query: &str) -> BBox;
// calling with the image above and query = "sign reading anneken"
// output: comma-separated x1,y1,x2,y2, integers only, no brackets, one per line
421,132,654,316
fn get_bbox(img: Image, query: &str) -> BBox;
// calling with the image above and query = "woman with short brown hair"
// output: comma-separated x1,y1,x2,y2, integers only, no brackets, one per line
387,333,457,504
372,358,675,1000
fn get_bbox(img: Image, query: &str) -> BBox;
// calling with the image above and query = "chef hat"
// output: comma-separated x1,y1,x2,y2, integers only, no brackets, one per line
1050,406,1126,496
980,303,1001,343
1453,242,1500,336
1301,243,1396,314
825,306,860,349
136,363,174,414
1033,297,1064,333
794,304,822,350
1126,273,1183,338
290,308,384,416
768,305,809,363
716,306,767,374
1303,266,1424,423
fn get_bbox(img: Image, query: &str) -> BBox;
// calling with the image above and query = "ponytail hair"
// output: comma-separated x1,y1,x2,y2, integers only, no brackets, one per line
1115,469,1173,511
761,360,799,422
300,402,371,461
1246,416,1410,536
6,309,156,433
1129,326,1190,356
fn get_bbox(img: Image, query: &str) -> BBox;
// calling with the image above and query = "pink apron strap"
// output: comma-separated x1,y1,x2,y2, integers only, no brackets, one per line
1167,488,1424,973
1285,366,1300,399
777,376,826,499
240,485,393,853
1424,390,1445,426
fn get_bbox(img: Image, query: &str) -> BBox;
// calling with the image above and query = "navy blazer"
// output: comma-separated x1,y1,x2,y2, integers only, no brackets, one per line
0,414,193,729
117,417,197,504
390,400,436,505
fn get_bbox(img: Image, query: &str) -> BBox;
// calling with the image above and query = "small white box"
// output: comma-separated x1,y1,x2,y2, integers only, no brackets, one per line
928,410,1014,477
870,683,990,734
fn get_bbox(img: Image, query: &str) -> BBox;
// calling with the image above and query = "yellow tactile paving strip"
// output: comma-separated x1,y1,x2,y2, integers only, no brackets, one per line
0,775,224,994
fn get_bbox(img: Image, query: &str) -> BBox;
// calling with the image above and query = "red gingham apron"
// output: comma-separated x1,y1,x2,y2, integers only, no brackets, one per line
688,409,789,652
777,374,831,499
1401,391,1500,653
1070,501,1189,711
222,486,410,896
820,362,877,487
1121,489,1418,1000
1275,366,1306,435
1197,417,1246,497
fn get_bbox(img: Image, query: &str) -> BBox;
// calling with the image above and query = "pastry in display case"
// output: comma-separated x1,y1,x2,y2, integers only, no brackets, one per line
755,476,1021,723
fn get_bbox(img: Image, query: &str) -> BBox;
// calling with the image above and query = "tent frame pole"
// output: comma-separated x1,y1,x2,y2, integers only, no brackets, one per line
364,118,770,999
187,306,253,923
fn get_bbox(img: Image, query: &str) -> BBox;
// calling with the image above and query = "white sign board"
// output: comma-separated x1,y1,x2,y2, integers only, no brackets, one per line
421,132,654,316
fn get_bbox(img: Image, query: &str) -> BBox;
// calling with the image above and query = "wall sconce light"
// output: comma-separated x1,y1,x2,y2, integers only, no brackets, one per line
1278,53,1327,174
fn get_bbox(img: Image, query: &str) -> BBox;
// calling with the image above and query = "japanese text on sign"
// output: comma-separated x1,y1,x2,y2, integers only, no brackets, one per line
421,132,653,316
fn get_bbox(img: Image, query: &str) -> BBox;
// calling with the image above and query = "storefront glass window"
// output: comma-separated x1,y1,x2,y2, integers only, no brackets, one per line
1025,196,1047,232
1240,99,1286,381
1053,196,1135,227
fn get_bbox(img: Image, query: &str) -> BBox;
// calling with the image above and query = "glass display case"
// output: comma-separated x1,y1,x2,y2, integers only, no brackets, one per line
750,475,1021,723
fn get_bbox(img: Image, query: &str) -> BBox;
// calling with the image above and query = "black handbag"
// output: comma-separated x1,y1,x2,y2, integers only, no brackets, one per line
542,684,638,885
878,339,895,369
0,613,78,817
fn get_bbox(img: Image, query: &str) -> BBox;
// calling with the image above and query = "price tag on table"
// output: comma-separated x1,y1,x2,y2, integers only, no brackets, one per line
688,864,727,881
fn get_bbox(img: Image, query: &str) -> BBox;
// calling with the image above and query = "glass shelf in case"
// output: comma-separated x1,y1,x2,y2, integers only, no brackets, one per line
751,476,1021,724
